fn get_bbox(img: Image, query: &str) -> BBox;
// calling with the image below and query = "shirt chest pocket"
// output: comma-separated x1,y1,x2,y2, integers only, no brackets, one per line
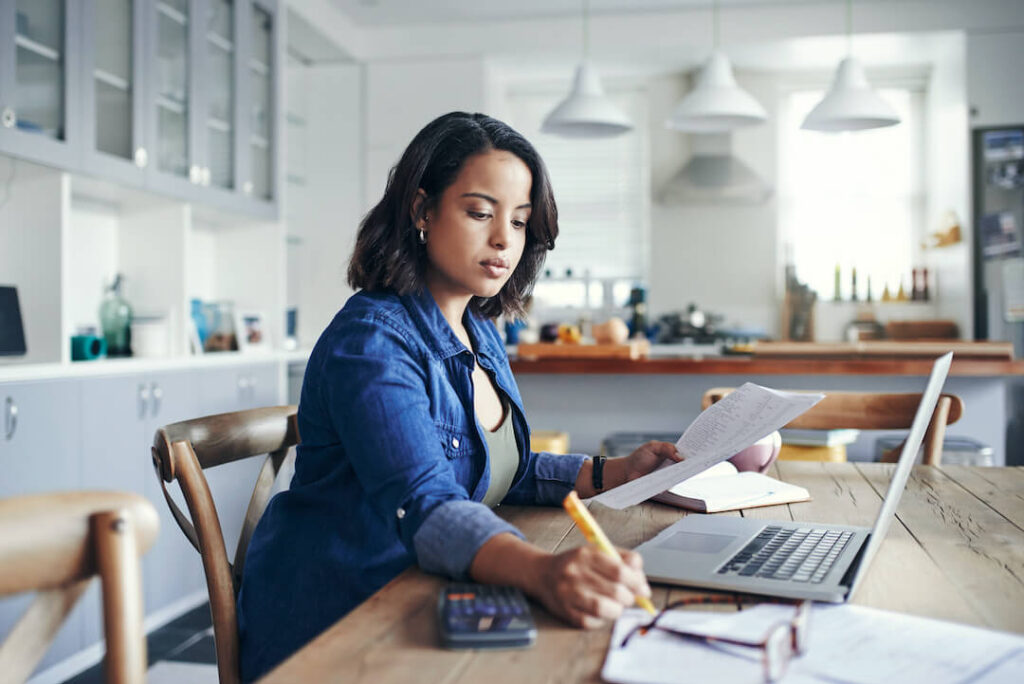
435,423,477,461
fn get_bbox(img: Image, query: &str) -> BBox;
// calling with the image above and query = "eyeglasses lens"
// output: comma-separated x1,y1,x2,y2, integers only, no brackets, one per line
764,624,793,682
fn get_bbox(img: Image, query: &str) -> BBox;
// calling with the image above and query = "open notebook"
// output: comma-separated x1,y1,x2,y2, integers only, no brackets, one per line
651,461,810,513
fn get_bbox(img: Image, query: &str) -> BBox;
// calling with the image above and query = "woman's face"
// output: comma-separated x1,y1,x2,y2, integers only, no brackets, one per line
419,149,532,305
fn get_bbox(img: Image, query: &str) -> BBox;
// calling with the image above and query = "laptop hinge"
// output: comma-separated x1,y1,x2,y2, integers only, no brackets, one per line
839,534,870,588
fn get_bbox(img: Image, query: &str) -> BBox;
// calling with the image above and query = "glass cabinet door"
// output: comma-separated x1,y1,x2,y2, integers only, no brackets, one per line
203,0,236,191
81,0,148,182
0,0,79,166
248,2,273,202
153,0,191,180
11,0,65,140
93,0,133,160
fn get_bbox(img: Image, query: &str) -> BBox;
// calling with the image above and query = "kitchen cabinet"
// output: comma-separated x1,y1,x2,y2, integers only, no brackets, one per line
0,362,282,678
141,0,282,215
78,0,148,187
0,0,82,168
77,371,208,649
0,378,84,673
1,0,281,216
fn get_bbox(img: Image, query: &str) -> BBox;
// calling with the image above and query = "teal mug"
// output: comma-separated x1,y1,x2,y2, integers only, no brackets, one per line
71,335,107,361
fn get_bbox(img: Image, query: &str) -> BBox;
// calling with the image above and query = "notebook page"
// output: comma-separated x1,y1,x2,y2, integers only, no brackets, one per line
592,384,823,510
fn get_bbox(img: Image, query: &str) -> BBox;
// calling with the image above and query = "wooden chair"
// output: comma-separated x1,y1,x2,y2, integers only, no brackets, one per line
702,389,964,465
0,491,158,684
150,406,299,684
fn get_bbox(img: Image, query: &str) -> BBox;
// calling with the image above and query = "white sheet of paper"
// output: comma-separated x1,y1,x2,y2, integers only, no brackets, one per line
592,383,824,510
603,604,1024,684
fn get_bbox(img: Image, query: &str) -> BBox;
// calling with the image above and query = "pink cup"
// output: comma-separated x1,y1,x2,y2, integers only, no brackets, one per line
728,430,782,473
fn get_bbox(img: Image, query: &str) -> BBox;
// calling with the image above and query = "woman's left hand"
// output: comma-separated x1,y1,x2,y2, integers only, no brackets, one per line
618,441,683,483
578,441,683,497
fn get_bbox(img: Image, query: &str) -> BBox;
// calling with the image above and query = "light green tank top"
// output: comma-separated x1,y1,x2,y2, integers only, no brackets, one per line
480,401,520,508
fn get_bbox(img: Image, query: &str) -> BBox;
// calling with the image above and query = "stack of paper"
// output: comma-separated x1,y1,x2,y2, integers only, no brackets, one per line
603,604,1024,684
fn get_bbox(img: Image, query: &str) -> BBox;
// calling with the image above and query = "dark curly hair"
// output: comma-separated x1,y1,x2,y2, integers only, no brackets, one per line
347,111,557,319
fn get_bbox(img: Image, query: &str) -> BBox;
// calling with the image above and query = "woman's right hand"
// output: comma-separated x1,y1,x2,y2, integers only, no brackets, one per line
529,545,651,629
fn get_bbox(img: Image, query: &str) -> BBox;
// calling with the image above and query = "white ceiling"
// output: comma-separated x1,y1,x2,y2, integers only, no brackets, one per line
330,0,846,26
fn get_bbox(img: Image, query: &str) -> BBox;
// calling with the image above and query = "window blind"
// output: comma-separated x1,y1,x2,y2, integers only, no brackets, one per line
506,88,650,282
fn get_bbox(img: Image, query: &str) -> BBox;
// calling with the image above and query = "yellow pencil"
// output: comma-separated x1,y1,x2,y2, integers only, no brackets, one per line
562,491,657,615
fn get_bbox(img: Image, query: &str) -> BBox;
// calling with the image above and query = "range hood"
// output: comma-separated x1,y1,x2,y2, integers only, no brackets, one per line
657,133,772,205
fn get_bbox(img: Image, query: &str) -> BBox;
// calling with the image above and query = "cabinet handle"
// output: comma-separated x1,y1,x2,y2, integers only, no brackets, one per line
134,146,148,168
150,382,163,417
138,383,151,420
4,397,17,441
1,107,14,129
238,375,250,391
243,180,254,195
189,165,202,184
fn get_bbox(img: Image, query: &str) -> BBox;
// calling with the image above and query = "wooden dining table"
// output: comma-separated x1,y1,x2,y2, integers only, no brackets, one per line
258,462,1024,684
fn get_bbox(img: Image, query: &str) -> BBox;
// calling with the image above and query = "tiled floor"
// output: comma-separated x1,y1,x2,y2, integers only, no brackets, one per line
63,603,217,684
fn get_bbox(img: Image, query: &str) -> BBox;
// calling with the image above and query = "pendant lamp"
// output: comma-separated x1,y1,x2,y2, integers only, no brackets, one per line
801,0,900,132
541,0,632,138
665,0,766,133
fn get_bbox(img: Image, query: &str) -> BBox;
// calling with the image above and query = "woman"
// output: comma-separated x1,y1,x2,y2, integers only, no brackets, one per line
237,112,680,680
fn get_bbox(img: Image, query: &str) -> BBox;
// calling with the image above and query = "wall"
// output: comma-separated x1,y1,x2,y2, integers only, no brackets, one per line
648,70,780,334
0,160,66,364
364,56,487,210
285,63,364,346
924,34,972,339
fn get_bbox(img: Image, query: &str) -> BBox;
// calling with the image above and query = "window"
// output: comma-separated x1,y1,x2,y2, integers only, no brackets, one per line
506,87,650,313
778,87,925,301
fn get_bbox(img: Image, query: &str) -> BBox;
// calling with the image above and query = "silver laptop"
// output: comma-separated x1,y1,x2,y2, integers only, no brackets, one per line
636,352,953,603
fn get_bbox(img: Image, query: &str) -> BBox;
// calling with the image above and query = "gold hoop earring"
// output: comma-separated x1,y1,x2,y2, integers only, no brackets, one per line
417,229,427,244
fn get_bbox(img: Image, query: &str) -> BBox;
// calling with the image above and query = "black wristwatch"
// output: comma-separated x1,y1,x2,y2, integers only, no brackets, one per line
592,455,606,491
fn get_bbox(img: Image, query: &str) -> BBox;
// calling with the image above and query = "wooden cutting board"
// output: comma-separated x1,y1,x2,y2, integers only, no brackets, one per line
515,339,650,360
753,341,1013,359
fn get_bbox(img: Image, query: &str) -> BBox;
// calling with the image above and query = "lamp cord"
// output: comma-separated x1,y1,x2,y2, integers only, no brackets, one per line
846,0,853,56
582,0,590,61
713,0,720,50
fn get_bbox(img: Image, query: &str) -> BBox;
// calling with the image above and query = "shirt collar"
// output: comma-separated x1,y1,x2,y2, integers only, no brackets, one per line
400,288,502,362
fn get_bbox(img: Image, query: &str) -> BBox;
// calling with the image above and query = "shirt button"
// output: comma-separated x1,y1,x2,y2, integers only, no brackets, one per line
452,437,460,448
396,507,406,519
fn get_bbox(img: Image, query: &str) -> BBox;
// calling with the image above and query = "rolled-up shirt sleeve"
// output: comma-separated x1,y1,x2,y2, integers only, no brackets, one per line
413,501,522,579
503,451,586,506
323,311,518,578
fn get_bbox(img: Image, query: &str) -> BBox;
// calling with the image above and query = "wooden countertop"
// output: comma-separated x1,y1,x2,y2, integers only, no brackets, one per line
259,463,1024,684
510,356,1024,376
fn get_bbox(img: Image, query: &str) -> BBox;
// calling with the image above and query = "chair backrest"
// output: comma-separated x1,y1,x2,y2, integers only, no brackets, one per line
0,491,158,684
701,389,964,466
150,406,299,684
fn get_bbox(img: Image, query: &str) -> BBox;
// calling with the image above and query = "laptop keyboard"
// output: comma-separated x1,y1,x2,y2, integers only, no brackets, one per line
717,526,855,583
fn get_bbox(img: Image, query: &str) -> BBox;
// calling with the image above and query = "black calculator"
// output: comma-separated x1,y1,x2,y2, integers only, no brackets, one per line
437,583,536,649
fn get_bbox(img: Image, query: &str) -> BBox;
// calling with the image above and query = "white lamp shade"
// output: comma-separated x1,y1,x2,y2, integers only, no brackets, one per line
665,51,767,133
801,57,901,132
541,62,633,138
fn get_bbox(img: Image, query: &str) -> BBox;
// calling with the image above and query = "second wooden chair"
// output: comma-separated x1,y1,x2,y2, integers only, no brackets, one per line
150,406,299,684
0,491,158,684
701,389,963,465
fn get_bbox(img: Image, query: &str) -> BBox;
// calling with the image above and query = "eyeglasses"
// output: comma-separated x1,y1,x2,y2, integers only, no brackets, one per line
620,596,811,683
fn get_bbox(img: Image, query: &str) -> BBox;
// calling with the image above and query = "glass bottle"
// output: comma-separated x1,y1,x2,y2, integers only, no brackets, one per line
99,274,133,356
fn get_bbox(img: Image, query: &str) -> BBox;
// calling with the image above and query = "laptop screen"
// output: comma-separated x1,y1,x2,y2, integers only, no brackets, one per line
848,352,953,598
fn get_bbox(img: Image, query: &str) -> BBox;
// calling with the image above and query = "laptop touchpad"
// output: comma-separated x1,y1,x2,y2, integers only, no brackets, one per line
658,531,736,554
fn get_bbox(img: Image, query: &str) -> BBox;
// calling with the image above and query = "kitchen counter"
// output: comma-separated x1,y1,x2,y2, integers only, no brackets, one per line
510,356,1024,376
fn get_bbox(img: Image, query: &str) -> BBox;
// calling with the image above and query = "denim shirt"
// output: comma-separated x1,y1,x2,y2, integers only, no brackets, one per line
237,288,586,681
